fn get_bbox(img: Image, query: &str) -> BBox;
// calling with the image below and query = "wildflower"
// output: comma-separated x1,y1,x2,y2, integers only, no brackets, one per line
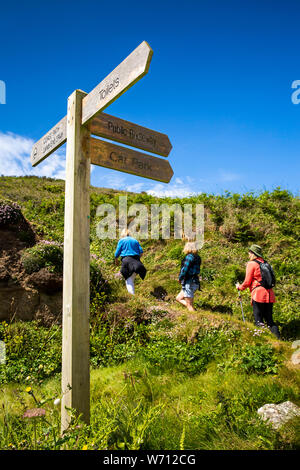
25,386,39,405
25,376,31,381
82,445,88,450
23,408,46,419
53,398,60,406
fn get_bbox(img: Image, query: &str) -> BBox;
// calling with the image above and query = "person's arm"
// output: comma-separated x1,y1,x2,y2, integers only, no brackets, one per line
236,262,255,290
114,240,122,259
139,243,143,256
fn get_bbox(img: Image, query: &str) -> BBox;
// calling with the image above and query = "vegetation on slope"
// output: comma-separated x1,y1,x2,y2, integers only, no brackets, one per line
0,176,299,450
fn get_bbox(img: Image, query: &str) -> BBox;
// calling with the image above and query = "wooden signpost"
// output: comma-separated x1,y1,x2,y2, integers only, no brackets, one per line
31,112,172,167
30,41,173,432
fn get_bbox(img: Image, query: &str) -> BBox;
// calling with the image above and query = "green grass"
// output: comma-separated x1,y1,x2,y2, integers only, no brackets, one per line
1,357,299,450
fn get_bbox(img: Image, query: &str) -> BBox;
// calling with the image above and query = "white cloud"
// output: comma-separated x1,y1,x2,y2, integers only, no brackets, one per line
146,182,197,198
175,177,183,184
0,132,33,176
93,171,127,189
0,131,97,181
0,131,66,179
186,176,195,184
91,170,199,198
125,182,145,193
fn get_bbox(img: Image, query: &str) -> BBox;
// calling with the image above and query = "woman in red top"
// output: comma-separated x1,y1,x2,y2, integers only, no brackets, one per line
236,244,280,339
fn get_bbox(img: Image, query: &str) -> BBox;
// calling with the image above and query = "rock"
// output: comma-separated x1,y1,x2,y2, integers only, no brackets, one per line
0,214,63,324
291,340,300,350
28,268,62,294
257,401,300,430
0,285,39,321
291,349,300,366
35,291,62,326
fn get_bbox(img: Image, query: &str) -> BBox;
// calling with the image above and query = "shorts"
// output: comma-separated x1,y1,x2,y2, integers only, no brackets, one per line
182,281,199,298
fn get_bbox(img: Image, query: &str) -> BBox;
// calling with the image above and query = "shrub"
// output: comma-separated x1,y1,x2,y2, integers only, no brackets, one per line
0,200,22,227
141,329,228,375
224,264,245,285
90,258,111,304
21,242,63,274
219,215,256,243
240,344,278,375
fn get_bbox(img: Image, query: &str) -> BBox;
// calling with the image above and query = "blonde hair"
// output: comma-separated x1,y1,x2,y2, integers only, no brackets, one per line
121,228,130,238
183,241,198,255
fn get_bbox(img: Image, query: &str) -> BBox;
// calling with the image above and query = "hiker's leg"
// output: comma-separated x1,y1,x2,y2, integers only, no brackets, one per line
180,282,197,311
125,273,136,295
176,290,188,307
252,300,264,326
185,297,196,312
265,303,280,339
176,292,195,311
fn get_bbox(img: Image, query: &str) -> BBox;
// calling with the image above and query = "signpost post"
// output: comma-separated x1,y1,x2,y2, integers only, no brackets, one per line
61,90,91,430
30,41,173,433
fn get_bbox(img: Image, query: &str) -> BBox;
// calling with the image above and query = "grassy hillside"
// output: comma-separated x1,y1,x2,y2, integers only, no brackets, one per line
0,176,299,450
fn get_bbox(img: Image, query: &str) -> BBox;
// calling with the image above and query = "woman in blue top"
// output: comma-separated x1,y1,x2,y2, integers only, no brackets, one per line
114,228,146,295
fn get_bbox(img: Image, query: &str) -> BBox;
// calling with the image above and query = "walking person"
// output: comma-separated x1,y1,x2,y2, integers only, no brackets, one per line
114,228,146,295
176,241,201,312
236,244,280,339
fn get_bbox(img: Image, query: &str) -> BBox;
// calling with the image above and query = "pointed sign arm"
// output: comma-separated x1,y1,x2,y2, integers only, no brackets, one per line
90,138,174,183
91,112,172,157
81,41,153,125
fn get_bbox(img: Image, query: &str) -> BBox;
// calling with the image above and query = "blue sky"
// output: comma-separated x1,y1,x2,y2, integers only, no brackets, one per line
0,0,299,196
